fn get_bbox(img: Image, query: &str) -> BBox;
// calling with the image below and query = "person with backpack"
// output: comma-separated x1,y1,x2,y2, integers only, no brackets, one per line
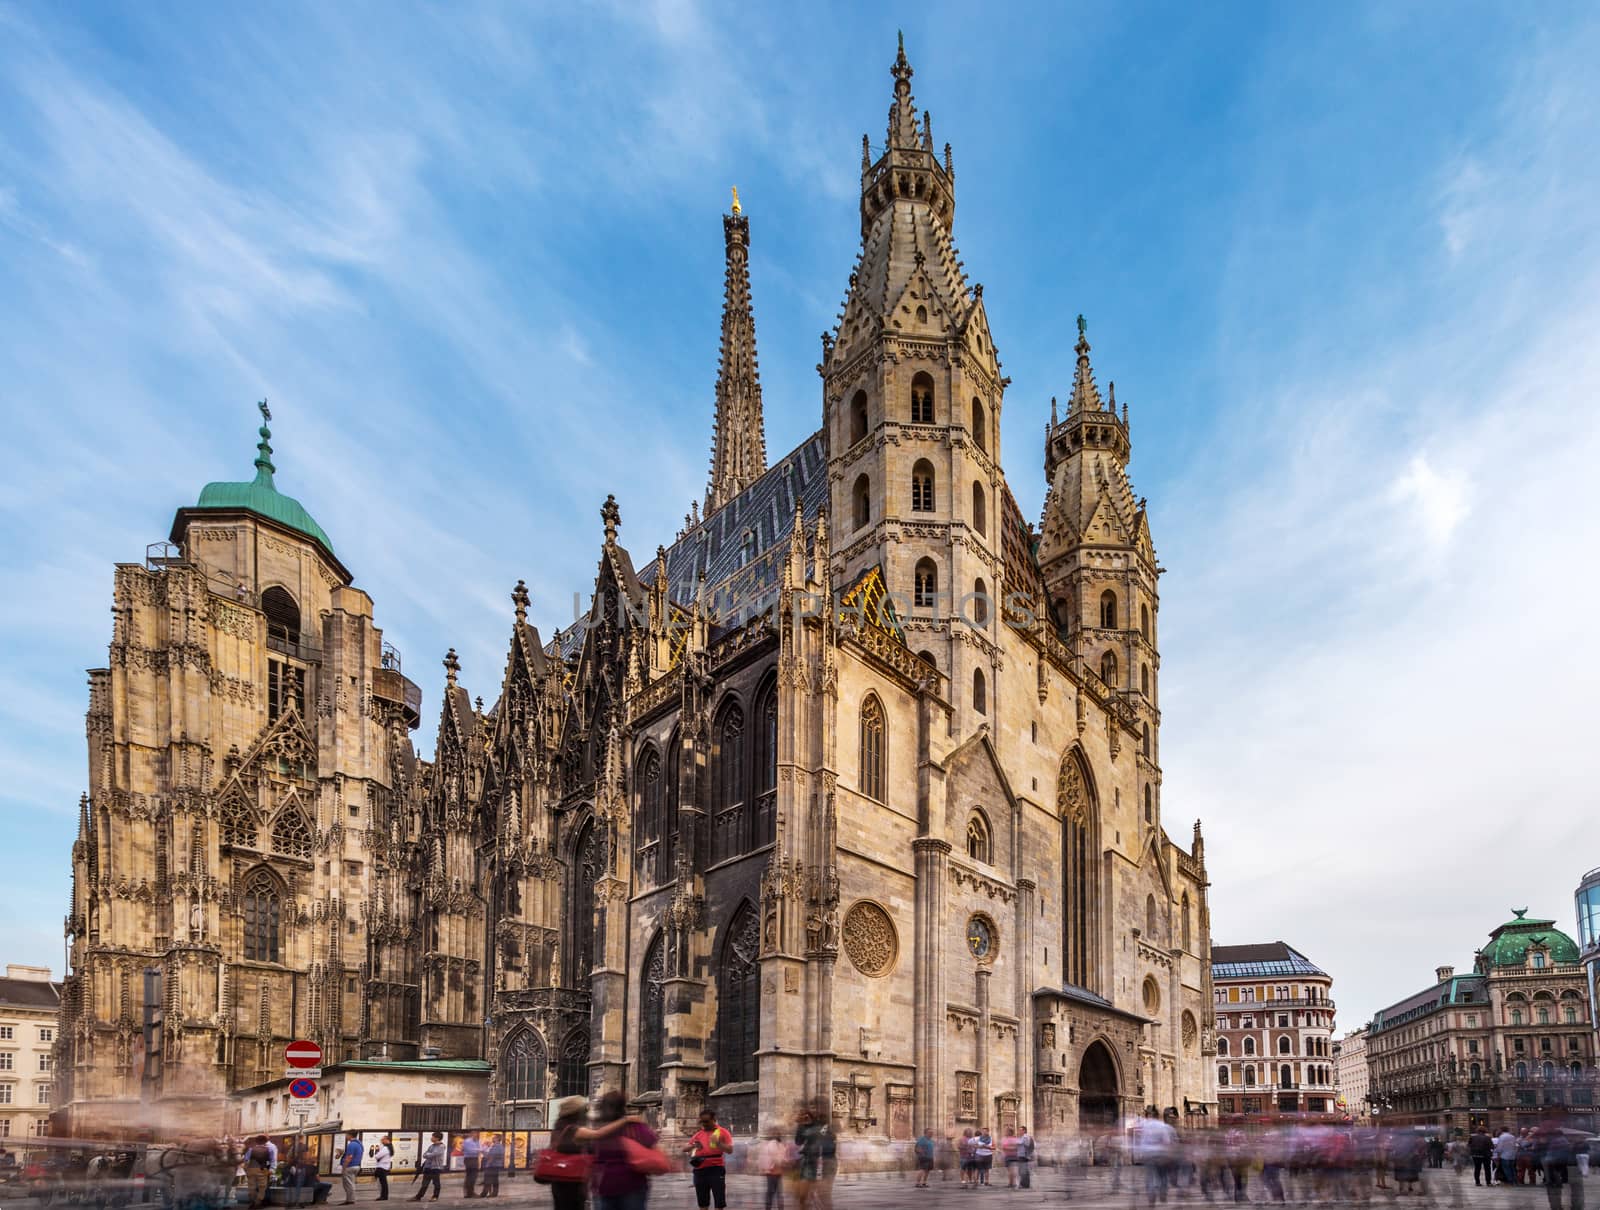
245,1136,275,1209
340,1134,366,1205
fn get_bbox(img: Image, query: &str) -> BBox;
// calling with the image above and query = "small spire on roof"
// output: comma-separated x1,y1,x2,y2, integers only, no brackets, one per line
443,648,460,687
730,185,741,215
1068,315,1103,414
253,398,276,485
512,579,530,624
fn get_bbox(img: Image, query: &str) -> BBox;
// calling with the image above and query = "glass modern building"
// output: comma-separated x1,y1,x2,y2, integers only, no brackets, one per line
1578,867,1600,1033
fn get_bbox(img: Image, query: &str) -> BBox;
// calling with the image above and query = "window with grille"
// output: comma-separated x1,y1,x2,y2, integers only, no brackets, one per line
752,680,777,848
267,658,305,721
913,559,937,609
37,1028,52,1043
911,461,934,512
712,702,746,864
716,906,760,1085
0,1086,10,1105
271,809,313,859
640,934,665,1091
910,373,935,424
557,1030,589,1098
501,1029,547,1102
242,871,282,962
221,789,258,849
400,1104,463,1131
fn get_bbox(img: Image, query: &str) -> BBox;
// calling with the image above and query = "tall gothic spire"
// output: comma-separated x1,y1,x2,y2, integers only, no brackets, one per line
705,189,766,514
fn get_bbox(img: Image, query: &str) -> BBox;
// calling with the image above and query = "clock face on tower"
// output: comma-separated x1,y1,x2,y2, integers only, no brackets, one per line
967,915,995,960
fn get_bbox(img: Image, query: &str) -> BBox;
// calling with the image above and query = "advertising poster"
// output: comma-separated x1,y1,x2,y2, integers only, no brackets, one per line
449,1133,465,1170
510,1132,531,1170
389,1132,420,1175
359,1132,393,1170
330,1133,348,1174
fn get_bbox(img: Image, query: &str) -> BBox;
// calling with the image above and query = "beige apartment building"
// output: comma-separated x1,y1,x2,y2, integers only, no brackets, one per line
1211,943,1338,1119
1,966,62,1140
1333,1026,1369,1121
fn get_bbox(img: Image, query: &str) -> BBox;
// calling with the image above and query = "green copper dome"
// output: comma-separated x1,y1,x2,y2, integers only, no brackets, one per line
1482,909,1581,967
193,403,334,555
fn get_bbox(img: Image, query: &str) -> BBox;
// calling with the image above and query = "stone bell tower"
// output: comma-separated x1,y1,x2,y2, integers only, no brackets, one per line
1038,319,1163,830
822,34,1008,728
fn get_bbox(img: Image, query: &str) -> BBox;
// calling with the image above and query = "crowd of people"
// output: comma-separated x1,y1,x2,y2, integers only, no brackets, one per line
15,1104,1596,1210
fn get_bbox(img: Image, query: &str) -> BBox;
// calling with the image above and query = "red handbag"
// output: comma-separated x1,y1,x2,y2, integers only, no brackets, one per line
621,1135,672,1176
533,1149,592,1184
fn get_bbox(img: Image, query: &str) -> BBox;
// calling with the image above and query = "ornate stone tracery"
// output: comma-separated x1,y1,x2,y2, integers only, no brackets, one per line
842,900,897,976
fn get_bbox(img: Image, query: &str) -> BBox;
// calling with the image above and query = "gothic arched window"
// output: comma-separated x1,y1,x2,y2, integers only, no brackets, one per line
753,678,777,848
1182,892,1192,952
1145,893,1159,939
1059,752,1097,991
568,819,600,986
220,787,257,849
1218,1066,1230,1087
635,746,662,885
971,398,986,451
972,668,987,715
1142,722,1151,758
1144,784,1153,822
665,734,680,879
716,905,760,1085
972,481,987,536
1281,1064,1293,1088
557,1029,589,1098
1100,650,1118,688
1140,603,1151,640
966,811,991,864
911,460,935,512
859,694,886,802
1141,664,1150,696
262,586,301,645
1244,1037,1256,1056
849,390,869,445
242,869,282,963
1245,1064,1256,1085
502,1029,547,1102
1099,589,1118,629
640,933,666,1092
1218,1036,1229,1056
911,372,935,424
712,700,746,864
914,558,937,609
971,577,990,627
271,807,313,859
853,474,871,531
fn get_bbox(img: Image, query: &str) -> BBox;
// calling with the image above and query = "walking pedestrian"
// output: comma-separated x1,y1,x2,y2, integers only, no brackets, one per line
792,1105,823,1210
1495,1129,1519,1187
412,1133,446,1202
913,1129,934,1188
341,1133,366,1205
759,1126,790,1209
1015,1126,1034,1190
1469,1129,1493,1187
973,1128,994,1187
245,1135,275,1209
585,1089,661,1210
371,1137,393,1202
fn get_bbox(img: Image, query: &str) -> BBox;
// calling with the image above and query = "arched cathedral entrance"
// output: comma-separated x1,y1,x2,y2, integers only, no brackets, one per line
1079,1040,1120,1131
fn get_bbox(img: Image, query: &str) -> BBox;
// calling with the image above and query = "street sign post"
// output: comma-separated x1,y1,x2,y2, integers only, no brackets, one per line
283,1068,323,1080
285,1040,323,1069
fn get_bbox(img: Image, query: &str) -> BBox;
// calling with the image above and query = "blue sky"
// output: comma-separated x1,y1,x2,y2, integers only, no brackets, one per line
3,1,1598,1031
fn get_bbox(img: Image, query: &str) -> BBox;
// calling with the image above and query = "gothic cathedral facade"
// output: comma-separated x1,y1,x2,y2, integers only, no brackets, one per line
57,40,1217,1140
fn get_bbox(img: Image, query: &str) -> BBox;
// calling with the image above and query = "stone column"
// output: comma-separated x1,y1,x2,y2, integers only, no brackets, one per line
912,838,951,1131
1015,879,1036,1128
976,966,992,1125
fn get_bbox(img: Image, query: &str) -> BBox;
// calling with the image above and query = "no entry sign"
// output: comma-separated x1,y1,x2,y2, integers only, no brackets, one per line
285,1039,322,1068
289,1078,317,1099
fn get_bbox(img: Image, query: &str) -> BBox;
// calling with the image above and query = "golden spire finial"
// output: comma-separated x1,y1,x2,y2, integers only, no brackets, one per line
731,186,741,215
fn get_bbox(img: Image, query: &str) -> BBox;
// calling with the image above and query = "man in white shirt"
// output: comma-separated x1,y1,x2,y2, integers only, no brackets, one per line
1133,1109,1178,1205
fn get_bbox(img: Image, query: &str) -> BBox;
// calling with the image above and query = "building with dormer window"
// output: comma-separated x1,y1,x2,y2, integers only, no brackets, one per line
1366,910,1596,1133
